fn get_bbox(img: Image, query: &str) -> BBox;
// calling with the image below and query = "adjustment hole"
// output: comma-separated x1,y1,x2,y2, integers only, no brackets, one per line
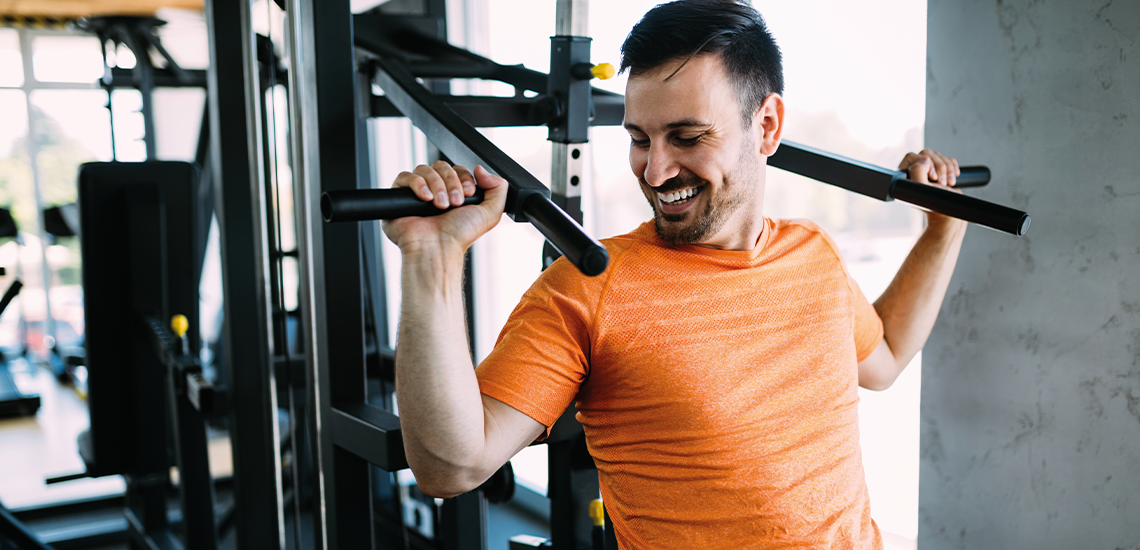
570,176,580,186
571,148,581,159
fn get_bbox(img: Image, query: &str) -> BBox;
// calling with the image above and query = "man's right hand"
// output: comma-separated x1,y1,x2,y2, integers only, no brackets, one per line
382,161,509,258
384,161,544,498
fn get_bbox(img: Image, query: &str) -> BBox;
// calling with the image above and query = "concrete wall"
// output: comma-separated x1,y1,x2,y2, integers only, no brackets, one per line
921,1,1140,549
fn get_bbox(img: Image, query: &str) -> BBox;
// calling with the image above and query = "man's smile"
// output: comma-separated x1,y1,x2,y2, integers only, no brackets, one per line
657,185,703,213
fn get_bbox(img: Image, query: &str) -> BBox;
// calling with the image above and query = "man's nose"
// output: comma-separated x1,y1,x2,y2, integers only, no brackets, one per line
643,144,679,187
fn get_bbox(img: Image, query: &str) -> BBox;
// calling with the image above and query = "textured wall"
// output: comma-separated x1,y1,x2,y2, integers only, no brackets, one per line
921,1,1140,549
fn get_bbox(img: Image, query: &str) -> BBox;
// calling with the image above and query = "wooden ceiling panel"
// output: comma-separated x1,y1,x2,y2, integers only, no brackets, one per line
0,0,203,18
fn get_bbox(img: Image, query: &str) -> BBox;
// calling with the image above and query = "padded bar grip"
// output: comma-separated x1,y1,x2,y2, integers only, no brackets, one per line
321,188,610,275
953,166,990,188
321,188,485,222
521,194,609,276
890,179,1030,236
894,166,990,188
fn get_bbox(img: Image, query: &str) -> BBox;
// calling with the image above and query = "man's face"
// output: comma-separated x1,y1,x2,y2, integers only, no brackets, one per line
624,54,772,250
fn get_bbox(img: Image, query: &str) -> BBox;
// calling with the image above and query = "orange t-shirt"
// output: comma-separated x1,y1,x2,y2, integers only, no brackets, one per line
476,219,884,549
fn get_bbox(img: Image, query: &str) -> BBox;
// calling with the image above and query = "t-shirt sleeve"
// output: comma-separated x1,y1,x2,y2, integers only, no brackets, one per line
812,223,885,362
848,275,884,362
475,256,606,438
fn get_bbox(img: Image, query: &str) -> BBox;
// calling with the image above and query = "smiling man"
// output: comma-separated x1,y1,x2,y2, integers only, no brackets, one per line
382,0,967,548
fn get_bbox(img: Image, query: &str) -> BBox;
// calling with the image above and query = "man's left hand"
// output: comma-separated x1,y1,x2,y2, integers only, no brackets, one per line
898,149,967,231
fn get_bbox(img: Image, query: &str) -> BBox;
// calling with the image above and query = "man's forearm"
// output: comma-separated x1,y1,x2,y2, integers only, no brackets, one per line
394,247,488,495
873,219,967,373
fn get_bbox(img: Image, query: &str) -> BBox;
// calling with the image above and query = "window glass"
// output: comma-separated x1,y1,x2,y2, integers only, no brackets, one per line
29,90,113,166
31,35,103,84
111,89,147,161
154,87,206,161
154,8,210,70
0,90,30,352
28,90,110,351
0,29,22,88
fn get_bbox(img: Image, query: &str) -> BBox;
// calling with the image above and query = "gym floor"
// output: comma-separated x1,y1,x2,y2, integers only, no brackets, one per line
0,359,551,549
0,359,124,510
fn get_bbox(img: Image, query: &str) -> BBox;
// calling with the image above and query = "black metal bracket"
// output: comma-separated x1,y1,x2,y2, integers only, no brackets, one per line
144,317,227,417
547,35,593,143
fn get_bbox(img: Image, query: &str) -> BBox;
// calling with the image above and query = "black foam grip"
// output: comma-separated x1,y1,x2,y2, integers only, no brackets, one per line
891,179,1030,236
321,188,485,222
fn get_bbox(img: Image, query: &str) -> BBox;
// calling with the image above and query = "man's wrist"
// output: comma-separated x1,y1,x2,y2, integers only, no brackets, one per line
924,215,967,241
401,240,468,287
400,237,467,261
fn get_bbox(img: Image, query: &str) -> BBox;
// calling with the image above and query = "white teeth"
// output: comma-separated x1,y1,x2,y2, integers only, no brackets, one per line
659,187,698,204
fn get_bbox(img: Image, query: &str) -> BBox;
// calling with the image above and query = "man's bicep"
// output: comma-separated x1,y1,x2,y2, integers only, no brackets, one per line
857,337,899,391
480,394,546,470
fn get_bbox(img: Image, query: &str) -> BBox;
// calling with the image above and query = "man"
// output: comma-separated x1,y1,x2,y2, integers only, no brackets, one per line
382,0,966,547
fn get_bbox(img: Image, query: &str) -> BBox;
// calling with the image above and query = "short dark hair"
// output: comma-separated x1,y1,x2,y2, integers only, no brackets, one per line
620,0,783,124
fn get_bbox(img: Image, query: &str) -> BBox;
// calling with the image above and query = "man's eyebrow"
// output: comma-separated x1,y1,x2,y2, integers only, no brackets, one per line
623,119,711,132
664,118,710,130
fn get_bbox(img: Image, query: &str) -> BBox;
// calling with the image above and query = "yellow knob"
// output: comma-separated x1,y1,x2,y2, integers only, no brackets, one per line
589,499,605,527
591,63,616,80
171,314,189,338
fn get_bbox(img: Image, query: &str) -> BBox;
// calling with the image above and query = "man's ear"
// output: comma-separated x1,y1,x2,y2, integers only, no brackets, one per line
755,93,784,156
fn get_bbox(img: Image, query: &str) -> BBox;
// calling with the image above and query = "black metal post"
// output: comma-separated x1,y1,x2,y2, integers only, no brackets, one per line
288,0,374,545
164,357,218,549
205,0,286,546
0,503,52,550
439,492,488,550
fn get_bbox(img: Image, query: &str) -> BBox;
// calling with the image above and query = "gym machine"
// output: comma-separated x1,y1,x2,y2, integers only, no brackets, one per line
0,278,36,419
75,161,218,549
312,0,1032,549
5,0,1030,548
0,206,39,419
3,8,311,548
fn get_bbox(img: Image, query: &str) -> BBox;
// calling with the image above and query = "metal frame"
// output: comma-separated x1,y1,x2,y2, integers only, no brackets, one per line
246,0,1034,546
295,2,620,547
287,0,377,546
205,0,287,546
1,2,1033,548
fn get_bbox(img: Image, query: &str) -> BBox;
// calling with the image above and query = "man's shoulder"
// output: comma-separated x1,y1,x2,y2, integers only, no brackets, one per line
767,218,845,262
600,221,658,249
771,217,828,238
543,224,651,283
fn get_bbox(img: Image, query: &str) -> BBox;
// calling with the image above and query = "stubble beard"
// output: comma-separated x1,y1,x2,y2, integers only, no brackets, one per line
644,141,760,246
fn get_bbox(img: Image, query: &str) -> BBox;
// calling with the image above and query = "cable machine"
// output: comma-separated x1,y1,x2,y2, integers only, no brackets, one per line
299,1,1030,550
3,1,1028,548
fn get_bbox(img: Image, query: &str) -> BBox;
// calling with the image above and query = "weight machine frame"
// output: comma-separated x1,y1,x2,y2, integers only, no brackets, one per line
287,1,1033,550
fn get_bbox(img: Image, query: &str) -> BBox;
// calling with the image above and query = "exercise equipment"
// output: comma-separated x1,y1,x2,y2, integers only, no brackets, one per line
326,14,1031,272
74,16,206,160
312,1,1038,548
0,279,39,418
0,499,53,550
76,160,220,549
0,204,38,418
323,141,1028,243
39,204,85,386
